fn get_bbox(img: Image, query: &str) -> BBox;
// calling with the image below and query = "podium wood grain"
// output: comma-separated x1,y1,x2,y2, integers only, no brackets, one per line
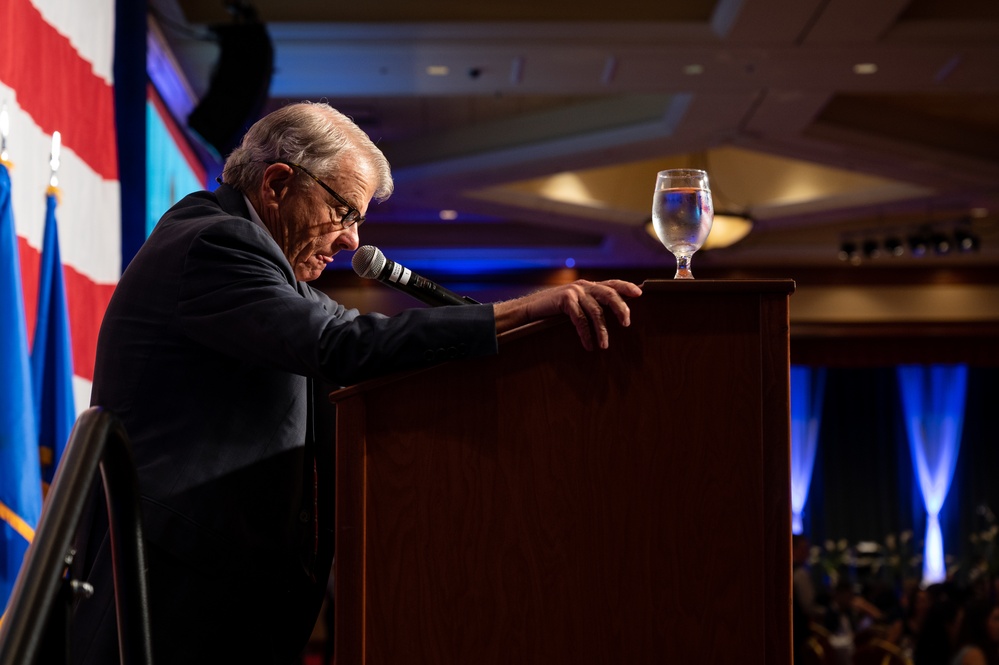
332,280,794,665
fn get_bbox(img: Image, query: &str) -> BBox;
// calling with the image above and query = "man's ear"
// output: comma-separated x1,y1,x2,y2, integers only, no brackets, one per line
260,162,296,205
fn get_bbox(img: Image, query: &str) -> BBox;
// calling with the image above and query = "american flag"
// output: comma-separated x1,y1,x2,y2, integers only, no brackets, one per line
1,0,120,396
1,0,118,613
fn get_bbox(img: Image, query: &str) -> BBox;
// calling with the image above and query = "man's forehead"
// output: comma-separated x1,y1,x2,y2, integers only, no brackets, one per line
327,156,376,191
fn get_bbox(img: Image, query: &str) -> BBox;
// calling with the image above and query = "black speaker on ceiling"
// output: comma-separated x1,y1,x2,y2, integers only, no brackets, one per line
188,9,274,160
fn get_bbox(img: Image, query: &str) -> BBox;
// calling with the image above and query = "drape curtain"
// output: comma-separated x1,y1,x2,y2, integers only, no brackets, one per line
790,366,826,535
897,364,968,585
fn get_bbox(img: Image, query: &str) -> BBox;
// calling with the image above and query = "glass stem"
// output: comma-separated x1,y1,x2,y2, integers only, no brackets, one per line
674,255,694,280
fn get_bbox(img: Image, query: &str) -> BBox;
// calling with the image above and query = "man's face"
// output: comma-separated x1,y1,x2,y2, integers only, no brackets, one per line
264,156,376,281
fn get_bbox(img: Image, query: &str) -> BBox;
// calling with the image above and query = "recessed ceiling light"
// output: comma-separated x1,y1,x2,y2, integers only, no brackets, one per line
683,64,704,75
426,65,449,76
853,63,878,75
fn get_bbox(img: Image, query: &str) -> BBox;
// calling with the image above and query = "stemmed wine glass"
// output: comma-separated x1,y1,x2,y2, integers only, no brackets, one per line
651,169,714,279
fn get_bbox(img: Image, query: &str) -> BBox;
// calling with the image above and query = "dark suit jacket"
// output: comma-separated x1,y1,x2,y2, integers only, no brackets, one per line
72,185,498,663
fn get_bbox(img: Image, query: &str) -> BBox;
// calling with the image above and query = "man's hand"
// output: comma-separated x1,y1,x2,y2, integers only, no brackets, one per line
493,280,643,351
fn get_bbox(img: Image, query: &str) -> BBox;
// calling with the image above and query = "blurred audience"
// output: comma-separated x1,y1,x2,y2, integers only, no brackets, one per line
913,589,963,665
893,583,933,660
791,538,999,665
951,598,999,665
794,535,820,663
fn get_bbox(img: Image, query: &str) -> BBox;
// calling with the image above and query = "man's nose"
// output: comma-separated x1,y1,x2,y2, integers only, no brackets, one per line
338,224,360,251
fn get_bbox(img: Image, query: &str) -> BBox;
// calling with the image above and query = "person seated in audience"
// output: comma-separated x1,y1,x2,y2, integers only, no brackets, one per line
855,579,904,648
892,582,933,661
793,535,820,663
818,579,870,664
914,588,964,665
824,579,883,639
951,598,999,665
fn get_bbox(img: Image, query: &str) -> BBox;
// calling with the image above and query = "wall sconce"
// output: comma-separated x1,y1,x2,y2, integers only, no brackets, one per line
704,211,754,250
645,210,753,251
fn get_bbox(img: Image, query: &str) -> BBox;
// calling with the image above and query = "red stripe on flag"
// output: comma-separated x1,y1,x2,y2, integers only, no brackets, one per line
0,0,118,181
64,263,114,383
18,237,113,383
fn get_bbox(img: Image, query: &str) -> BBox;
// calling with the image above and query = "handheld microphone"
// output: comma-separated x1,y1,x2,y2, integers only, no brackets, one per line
352,245,480,307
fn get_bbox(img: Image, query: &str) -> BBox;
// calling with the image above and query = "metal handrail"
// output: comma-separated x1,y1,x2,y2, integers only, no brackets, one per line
0,407,153,665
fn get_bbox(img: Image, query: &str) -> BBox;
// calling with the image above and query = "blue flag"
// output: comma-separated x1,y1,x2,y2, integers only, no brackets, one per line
31,191,76,492
0,162,43,613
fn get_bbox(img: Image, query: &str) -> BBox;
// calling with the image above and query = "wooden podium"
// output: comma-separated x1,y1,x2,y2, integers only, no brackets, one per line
330,279,795,665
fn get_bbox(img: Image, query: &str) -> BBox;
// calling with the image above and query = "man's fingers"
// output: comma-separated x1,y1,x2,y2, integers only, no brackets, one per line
593,288,632,328
591,280,639,328
492,279,640,343
556,280,643,351
602,279,644,297
567,295,595,351
582,293,609,349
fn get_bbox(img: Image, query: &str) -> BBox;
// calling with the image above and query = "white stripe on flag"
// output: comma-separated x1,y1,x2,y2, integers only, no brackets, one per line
0,82,121,284
30,0,116,84
72,375,93,420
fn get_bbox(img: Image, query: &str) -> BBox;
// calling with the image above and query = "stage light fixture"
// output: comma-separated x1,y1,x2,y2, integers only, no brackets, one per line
862,239,881,259
837,216,981,262
908,232,929,257
954,227,981,252
931,232,952,255
883,236,904,257
838,240,860,263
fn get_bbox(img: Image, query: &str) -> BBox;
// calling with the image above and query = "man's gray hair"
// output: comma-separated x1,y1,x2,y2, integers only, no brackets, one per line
222,101,394,201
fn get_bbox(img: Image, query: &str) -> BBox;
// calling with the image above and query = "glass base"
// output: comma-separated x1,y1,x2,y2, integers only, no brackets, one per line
673,255,695,279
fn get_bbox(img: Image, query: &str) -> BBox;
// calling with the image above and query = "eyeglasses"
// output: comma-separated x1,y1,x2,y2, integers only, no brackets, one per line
268,160,365,228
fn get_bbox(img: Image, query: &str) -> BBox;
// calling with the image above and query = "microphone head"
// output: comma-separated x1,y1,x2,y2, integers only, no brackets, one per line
352,245,386,279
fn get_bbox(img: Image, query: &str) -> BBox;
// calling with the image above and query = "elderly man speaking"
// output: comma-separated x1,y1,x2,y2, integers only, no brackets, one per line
70,102,641,665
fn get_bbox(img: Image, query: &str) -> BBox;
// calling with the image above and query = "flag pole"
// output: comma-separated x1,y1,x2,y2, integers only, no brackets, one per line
33,130,76,493
0,103,10,167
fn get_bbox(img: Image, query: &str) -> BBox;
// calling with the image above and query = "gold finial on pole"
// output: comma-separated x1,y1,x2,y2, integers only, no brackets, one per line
47,130,61,198
0,102,11,168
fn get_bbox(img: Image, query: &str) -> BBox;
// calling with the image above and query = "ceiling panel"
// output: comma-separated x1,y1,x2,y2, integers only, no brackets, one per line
150,0,999,275
176,0,719,23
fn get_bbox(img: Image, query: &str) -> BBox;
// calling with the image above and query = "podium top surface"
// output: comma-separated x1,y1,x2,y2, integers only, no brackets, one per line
639,278,795,295
329,278,794,402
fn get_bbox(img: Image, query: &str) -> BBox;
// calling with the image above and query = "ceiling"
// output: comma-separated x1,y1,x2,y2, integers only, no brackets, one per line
149,0,999,278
